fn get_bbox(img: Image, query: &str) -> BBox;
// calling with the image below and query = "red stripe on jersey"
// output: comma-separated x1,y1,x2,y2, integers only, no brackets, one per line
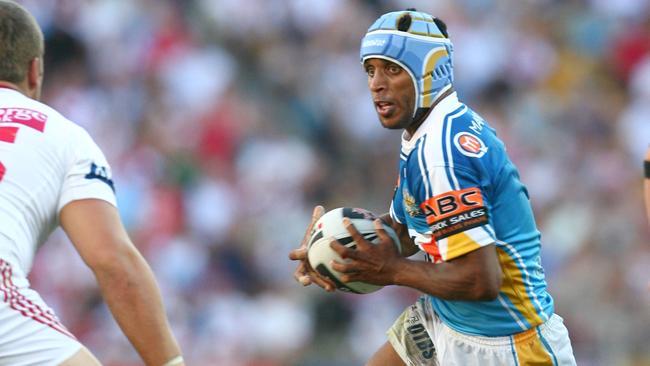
0,260,76,339
0,126,18,143
421,237,443,263
0,162,5,182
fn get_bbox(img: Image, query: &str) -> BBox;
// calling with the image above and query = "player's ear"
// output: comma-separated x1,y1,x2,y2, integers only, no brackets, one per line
26,57,43,98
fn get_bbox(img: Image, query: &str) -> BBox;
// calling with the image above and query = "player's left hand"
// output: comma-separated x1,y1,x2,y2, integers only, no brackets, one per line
289,205,336,292
330,218,403,286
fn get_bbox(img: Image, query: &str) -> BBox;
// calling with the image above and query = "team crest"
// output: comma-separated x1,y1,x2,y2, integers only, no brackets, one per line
453,132,487,158
403,187,419,217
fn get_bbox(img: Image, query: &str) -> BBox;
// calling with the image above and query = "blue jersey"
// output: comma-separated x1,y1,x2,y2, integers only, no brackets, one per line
390,92,554,336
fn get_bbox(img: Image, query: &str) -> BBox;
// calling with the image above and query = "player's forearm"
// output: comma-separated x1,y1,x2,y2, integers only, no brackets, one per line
93,249,182,366
390,245,502,301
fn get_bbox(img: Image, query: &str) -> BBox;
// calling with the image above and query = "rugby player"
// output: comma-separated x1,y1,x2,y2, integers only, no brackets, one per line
0,1,184,365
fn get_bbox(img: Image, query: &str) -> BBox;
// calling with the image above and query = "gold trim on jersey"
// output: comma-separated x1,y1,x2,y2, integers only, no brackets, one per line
496,247,545,327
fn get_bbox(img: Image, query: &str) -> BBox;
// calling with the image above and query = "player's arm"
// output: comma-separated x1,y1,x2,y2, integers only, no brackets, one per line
60,199,184,366
331,219,502,301
379,212,419,257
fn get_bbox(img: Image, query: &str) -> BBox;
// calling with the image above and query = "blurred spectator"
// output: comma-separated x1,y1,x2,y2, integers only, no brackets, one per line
19,0,650,365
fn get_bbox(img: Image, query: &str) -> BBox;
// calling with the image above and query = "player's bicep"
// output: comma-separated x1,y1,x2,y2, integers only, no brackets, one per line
59,199,134,270
418,167,495,261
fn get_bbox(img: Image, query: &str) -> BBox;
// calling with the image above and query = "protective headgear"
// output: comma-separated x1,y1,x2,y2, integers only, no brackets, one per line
360,10,454,117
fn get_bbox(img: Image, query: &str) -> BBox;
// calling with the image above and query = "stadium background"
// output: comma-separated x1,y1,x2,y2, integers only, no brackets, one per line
14,0,650,365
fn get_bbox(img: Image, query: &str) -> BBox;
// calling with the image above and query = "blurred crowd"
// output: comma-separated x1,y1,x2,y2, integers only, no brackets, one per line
14,0,650,365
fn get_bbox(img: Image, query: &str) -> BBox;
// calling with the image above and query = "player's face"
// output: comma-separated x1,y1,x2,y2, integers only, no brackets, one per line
364,58,415,130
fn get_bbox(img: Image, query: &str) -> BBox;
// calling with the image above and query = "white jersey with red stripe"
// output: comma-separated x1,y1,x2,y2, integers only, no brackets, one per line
0,87,116,278
0,87,116,363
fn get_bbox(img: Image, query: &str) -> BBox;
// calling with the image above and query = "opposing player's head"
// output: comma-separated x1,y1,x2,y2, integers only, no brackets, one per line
360,9,453,131
0,0,44,100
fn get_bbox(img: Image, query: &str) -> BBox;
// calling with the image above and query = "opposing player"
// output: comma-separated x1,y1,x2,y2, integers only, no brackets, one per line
290,9,576,365
0,2,183,365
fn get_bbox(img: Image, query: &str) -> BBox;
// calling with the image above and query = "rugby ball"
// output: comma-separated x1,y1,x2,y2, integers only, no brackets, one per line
307,207,401,294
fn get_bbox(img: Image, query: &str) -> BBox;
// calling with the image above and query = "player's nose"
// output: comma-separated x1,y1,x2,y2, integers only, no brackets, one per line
368,72,387,93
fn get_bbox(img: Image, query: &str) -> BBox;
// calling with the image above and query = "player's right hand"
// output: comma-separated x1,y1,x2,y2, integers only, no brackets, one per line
288,205,336,292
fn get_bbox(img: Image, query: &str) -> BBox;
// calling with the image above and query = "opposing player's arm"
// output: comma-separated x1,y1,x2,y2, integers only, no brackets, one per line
60,199,184,366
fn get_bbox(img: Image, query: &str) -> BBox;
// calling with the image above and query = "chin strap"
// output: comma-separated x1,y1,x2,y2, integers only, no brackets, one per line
411,107,432,128
410,86,455,127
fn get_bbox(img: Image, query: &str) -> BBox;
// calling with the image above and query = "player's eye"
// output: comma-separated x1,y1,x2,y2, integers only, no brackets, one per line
387,64,401,74
365,66,375,77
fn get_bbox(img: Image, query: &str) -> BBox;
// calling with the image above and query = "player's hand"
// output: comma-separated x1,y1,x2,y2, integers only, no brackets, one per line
288,205,336,292
330,218,403,286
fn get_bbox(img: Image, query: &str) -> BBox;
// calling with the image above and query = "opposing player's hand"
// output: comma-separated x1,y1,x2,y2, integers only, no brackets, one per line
330,218,403,286
288,205,336,292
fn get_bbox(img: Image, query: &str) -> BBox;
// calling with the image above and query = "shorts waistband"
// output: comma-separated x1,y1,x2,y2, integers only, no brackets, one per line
441,313,562,347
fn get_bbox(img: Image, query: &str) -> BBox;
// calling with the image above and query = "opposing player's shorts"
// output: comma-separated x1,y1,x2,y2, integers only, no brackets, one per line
387,296,576,366
0,259,82,366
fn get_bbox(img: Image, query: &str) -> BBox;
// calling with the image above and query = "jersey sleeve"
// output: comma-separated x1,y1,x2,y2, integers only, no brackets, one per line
419,164,495,261
390,173,406,225
389,200,404,224
57,128,117,213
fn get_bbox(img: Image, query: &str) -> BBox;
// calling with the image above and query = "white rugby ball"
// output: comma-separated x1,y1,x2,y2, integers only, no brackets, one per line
307,207,402,294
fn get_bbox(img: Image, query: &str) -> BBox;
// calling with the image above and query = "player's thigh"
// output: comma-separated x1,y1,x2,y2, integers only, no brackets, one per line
58,346,101,366
366,341,406,366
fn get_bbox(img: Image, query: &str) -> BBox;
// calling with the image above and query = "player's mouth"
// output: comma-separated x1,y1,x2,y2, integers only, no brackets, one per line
375,100,396,117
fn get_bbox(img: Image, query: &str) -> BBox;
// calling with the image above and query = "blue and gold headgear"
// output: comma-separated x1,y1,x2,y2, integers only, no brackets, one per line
360,10,454,117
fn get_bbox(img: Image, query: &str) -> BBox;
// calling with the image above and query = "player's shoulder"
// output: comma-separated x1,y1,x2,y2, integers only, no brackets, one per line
420,101,506,173
4,94,93,156
2,91,87,137
446,108,493,161
407,94,472,167
39,101,96,149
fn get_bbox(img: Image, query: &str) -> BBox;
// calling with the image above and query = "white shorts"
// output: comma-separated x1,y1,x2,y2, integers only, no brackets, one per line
387,296,576,366
0,259,82,366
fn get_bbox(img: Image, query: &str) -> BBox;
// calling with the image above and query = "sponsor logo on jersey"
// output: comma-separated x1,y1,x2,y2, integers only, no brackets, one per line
85,162,115,192
0,108,47,132
453,131,487,158
420,187,488,239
